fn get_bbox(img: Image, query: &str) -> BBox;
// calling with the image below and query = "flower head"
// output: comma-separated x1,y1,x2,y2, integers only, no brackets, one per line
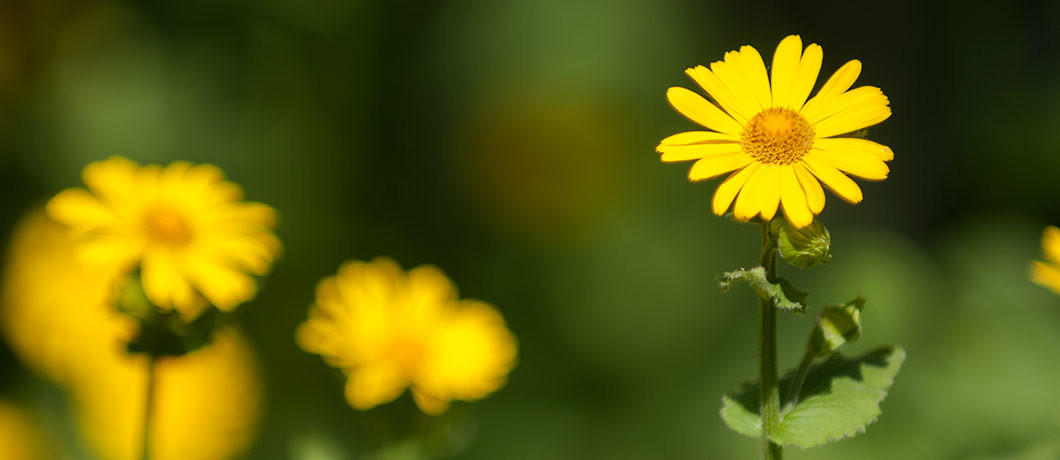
0,209,263,460
658,35,894,228
46,156,281,319
296,257,518,415
1032,226,1060,295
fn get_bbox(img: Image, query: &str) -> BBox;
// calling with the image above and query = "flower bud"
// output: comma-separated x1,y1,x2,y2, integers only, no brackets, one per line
772,217,831,269
809,297,865,356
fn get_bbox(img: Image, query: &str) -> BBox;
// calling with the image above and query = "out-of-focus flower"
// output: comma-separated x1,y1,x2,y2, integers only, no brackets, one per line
0,400,50,460
0,209,263,460
296,257,517,415
1,210,135,384
1032,226,1060,295
657,35,893,228
46,156,281,319
74,327,262,460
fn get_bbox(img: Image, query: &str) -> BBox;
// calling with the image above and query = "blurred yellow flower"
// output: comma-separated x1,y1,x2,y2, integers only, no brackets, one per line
1,210,135,384
46,156,281,319
1032,225,1060,295
0,209,263,460
296,258,517,415
658,35,894,228
74,327,262,460
0,401,50,460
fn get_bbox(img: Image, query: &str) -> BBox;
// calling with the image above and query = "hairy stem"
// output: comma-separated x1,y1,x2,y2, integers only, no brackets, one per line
759,223,783,460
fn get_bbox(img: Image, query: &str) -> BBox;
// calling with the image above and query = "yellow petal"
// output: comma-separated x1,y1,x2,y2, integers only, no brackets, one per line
816,60,862,100
76,236,142,270
780,166,813,228
666,87,743,135
803,157,863,204
800,59,861,120
46,188,119,231
415,300,516,401
685,66,752,123
813,137,894,161
181,254,257,311
1032,261,1060,296
733,45,772,111
711,59,765,117
733,165,768,221
658,131,739,146
770,35,803,109
756,166,782,221
790,44,823,111
688,153,753,180
809,86,891,137
141,249,197,311
712,164,759,216
794,164,826,214
411,390,450,416
814,106,892,138
805,149,889,181
657,143,741,163
1043,226,1060,263
82,156,140,206
344,364,407,410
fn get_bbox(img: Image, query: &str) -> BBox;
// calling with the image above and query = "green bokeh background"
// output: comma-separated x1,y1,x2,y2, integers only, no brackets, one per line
1,0,1060,459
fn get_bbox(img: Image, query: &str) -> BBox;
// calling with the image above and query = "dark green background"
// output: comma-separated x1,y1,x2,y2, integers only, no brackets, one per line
2,0,1060,459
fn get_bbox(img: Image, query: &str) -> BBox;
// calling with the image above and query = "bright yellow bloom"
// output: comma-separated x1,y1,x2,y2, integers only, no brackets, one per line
296,258,518,415
0,210,263,460
0,401,51,460
74,328,262,460
1032,226,1060,295
658,35,894,228
46,156,281,319
1,210,135,385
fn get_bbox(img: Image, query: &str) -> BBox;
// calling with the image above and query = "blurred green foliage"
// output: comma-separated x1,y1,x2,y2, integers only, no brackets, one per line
1,0,1060,459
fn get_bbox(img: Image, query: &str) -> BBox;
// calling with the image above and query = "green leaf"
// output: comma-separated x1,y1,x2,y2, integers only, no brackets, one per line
720,346,906,448
718,267,808,313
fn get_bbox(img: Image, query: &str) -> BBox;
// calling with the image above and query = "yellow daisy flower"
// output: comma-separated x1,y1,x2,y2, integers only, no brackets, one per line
657,35,894,228
1032,225,1060,295
0,209,263,460
46,156,281,319
296,257,518,415
74,328,263,460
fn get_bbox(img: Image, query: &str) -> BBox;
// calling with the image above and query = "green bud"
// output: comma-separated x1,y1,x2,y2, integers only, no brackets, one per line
773,217,831,269
809,297,865,356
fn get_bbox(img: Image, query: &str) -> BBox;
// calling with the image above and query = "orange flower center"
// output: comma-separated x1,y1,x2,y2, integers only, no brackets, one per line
741,107,814,165
143,205,192,245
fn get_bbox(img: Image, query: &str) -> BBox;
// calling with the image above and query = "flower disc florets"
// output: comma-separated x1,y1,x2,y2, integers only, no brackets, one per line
741,107,814,165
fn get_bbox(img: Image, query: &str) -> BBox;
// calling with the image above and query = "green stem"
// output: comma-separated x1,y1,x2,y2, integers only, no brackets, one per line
141,356,157,460
784,345,816,411
759,223,783,460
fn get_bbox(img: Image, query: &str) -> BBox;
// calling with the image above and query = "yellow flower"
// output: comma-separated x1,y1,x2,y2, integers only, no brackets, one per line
296,258,518,415
0,209,263,460
1032,225,1060,295
1,210,135,385
46,156,281,319
657,35,894,228
74,328,263,460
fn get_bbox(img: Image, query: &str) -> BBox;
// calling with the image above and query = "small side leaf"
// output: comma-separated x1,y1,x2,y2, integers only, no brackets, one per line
719,346,906,448
718,267,807,313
